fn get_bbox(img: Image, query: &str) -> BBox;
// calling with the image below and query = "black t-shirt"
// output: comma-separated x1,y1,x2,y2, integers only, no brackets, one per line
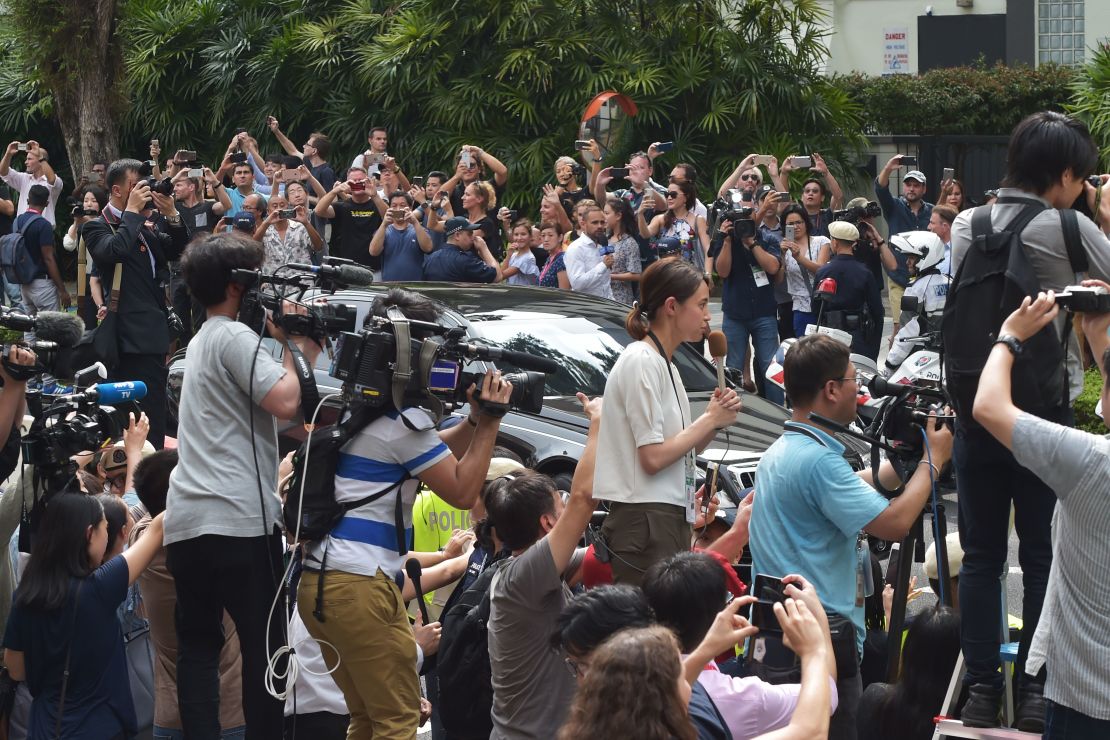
307,158,336,192
330,198,382,268
559,186,589,218
175,200,220,235
0,183,14,236
472,214,504,261
13,212,54,277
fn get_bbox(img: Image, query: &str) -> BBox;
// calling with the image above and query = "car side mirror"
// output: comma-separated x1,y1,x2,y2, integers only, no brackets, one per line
900,295,920,314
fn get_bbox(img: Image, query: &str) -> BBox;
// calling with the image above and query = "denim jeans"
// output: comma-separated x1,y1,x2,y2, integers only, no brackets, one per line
721,313,783,404
792,310,815,339
1045,700,1110,739
953,419,1059,688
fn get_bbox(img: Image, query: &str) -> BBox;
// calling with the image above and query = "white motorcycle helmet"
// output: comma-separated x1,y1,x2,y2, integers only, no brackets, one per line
890,230,945,273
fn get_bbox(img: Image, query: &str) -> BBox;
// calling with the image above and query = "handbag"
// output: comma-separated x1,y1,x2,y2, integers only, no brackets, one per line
121,586,155,733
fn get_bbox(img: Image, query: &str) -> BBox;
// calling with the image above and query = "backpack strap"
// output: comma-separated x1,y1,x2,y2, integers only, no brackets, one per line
1059,208,1088,278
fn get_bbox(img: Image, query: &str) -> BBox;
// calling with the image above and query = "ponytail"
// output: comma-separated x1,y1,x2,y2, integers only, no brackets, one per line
626,260,703,339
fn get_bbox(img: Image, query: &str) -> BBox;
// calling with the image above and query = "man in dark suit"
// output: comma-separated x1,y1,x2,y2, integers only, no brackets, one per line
84,158,191,448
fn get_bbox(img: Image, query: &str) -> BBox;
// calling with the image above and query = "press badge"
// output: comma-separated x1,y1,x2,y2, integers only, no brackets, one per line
751,264,769,287
684,452,698,523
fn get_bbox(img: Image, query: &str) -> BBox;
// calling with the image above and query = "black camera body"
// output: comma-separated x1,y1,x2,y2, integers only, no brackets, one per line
709,191,757,240
143,176,174,196
330,320,547,415
832,201,881,225
1055,285,1110,313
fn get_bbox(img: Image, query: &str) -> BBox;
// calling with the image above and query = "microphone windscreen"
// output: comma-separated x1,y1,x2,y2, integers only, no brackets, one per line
405,557,422,582
707,330,728,359
95,381,148,405
32,311,85,348
337,264,375,286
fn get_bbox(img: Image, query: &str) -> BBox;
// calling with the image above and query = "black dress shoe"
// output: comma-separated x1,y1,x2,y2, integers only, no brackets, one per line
961,683,1003,728
1014,682,1046,733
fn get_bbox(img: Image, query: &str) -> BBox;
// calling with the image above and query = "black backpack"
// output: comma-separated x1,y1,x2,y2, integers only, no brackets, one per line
942,197,1088,422
436,556,511,739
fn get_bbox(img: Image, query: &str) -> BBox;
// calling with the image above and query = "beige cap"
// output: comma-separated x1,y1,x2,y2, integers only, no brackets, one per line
485,457,526,481
828,220,860,242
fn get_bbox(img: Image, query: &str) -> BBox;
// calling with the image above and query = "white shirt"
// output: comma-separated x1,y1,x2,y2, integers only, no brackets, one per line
2,168,64,225
594,341,691,507
564,234,613,299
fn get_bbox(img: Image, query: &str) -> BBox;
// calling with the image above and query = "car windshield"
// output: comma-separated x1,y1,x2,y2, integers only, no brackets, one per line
463,309,718,397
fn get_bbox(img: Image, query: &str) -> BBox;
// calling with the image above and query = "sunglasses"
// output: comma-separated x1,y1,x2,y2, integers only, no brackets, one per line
665,191,681,199
740,174,761,182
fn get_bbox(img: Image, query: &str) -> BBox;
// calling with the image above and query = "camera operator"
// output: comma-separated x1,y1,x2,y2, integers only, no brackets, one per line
162,231,321,736
594,259,742,586
840,197,895,288
945,111,1110,731
298,288,512,740
713,211,784,404
814,222,884,361
972,288,1110,737
748,333,952,740
84,158,191,449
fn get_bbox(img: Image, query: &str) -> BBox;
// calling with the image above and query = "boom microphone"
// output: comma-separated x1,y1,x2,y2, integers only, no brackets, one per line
866,374,944,401
405,558,431,625
473,346,560,375
707,330,728,392
30,311,85,348
287,262,375,287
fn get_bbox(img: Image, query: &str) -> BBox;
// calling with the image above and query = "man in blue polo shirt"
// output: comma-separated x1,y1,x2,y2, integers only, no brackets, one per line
423,216,502,283
749,333,951,740
875,157,934,336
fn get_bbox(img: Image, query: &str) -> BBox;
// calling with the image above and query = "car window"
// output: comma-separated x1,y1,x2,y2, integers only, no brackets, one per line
465,311,718,397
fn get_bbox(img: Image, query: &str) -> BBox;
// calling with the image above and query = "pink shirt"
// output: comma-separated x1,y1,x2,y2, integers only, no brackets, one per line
696,660,839,740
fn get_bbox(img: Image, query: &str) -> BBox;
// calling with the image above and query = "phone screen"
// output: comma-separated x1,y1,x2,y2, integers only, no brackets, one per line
750,574,788,635
413,176,424,186
785,224,796,241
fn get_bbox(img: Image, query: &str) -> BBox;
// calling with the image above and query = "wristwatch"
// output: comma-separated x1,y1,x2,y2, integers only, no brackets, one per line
994,334,1024,356
164,213,182,226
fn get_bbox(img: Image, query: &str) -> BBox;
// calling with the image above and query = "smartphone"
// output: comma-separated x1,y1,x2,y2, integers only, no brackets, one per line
16,144,27,152
507,209,519,221
279,207,297,219
177,150,198,162
750,574,790,636
900,155,918,167
789,155,813,169
151,139,159,148
655,141,675,153
227,152,247,164
752,154,775,167
785,224,796,241
609,167,630,178
776,191,791,201
413,176,424,186
574,140,591,151
388,208,406,220
460,149,473,168
349,180,367,192
187,168,203,178
942,167,954,181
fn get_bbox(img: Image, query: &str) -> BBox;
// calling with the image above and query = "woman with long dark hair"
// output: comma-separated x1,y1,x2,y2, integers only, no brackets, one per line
3,492,166,739
604,196,642,305
64,184,109,329
780,203,831,337
594,259,742,586
638,179,711,274
857,606,961,740
558,626,696,740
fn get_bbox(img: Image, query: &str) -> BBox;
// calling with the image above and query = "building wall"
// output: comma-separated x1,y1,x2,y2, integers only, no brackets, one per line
821,0,1110,75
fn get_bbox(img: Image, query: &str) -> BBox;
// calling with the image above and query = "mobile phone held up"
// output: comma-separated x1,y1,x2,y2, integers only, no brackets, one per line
655,141,675,153
942,167,954,181
609,167,630,179
900,155,918,168
413,176,424,187
574,140,592,151
750,574,791,636
279,207,297,219
788,155,812,169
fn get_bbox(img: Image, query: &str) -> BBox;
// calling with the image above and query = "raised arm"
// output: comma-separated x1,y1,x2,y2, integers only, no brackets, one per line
470,146,507,188
267,117,303,157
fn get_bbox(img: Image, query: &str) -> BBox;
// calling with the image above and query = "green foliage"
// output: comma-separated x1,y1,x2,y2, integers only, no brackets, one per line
834,62,1075,137
1067,42,1110,164
1074,365,1107,435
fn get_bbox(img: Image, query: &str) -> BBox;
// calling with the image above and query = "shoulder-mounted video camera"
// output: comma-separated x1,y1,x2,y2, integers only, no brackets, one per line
708,190,756,239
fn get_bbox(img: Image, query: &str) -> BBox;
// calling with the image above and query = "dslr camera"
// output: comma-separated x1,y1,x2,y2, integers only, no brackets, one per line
832,201,881,225
137,161,173,196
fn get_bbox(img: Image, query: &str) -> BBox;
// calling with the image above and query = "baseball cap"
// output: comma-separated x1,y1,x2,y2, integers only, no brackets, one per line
654,236,682,257
444,216,482,237
903,170,927,184
485,457,526,481
845,196,869,209
828,220,860,242
101,441,157,473
231,212,256,232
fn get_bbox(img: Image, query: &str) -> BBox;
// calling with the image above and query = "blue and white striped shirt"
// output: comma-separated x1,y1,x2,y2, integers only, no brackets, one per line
304,408,450,580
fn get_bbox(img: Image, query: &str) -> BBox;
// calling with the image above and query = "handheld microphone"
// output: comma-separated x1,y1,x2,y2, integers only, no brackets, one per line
707,330,728,392
287,262,375,287
405,558,431,625
56,381,148,405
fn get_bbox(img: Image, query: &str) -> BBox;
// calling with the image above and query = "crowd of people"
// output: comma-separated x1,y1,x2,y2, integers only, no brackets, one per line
0,107,1104,740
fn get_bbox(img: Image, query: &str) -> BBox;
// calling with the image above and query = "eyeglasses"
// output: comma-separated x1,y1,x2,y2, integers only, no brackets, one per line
834,371,862,387
105,473,126,491
665,191,680,199
740,174,761,182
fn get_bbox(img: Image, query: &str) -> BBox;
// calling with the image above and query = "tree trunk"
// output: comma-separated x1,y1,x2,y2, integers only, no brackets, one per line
42,0,124,180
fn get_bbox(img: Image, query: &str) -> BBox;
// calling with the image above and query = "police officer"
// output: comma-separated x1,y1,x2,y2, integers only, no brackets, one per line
813,220,884,360
883,230,951,375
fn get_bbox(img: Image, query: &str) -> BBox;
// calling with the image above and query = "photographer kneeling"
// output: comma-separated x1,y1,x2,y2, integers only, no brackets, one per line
298,288,512,740
972,288,1110,738
748,334,952,740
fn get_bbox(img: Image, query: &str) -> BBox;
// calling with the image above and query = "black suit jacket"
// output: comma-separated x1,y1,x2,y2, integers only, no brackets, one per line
83,207,190,355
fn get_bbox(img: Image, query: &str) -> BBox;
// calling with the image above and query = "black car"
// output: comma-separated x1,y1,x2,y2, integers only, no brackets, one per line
167,283,863,506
